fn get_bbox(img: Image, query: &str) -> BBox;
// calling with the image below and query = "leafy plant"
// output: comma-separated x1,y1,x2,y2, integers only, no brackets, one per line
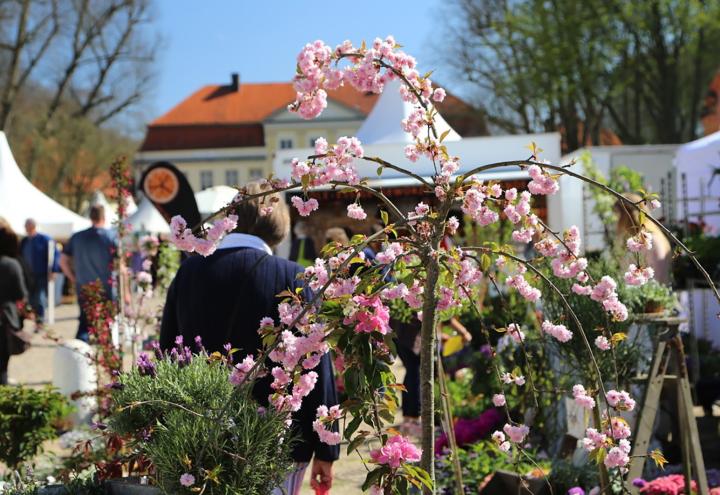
0,386,72,468
109,347,293,495
622,279,676,314
435,441,549,494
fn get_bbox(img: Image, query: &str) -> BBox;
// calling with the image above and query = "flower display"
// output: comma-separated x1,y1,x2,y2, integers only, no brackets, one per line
370,435,422,468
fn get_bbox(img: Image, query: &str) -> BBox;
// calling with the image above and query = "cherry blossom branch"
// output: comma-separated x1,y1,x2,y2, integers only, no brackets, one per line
460,159,720,305
462,247,608,398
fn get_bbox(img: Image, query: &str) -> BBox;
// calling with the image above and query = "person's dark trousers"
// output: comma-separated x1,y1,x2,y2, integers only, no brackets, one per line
29,274,48,325
76,295,89,342
0,336,9,385
396,343,421,417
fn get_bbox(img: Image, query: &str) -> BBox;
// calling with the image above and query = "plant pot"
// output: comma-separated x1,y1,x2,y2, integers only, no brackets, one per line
38,479,160,495
643,301,666,314
104,479,160,495
480,469,548,495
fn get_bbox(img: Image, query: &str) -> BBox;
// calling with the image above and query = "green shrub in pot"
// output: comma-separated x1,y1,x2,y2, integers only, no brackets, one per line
108,344,293,495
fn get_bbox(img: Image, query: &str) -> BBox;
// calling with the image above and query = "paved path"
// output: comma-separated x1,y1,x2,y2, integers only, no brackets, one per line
7,303,370,494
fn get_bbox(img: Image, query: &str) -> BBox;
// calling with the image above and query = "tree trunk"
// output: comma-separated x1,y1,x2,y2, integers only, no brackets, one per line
419,250,440,493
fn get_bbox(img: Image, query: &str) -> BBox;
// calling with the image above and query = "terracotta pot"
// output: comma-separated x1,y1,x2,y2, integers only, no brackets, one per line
643,301,666,314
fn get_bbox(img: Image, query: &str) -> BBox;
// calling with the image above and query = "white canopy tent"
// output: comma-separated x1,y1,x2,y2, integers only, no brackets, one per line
0,131,90,239
195,185,238,219
674,130,720,232
127,196,170,235
356,79,462,145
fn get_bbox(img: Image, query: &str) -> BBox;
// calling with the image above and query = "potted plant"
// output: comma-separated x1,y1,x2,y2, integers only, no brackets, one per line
105,341,294,495
622,280,676,316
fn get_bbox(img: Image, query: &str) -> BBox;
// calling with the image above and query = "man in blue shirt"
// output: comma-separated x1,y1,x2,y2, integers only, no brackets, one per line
60,205,116,341
20,218,60,331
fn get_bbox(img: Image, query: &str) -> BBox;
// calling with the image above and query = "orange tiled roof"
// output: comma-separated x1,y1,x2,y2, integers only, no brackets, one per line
151,82,379,126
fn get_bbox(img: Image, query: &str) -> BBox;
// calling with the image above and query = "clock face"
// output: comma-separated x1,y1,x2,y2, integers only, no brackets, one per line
144,167,179,204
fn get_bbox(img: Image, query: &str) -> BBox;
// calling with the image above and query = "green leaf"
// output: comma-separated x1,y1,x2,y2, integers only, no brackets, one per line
362,467,387,491
346,431,367,455
380,210,389,226
480,253,492,272
344,415,362,439
377,166,383,176
440,129,451,143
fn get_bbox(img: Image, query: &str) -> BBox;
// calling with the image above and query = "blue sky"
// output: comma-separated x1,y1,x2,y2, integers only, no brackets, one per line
149,0,448,120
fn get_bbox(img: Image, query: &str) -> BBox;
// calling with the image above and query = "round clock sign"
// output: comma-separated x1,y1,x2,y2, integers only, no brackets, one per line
144,167,180,204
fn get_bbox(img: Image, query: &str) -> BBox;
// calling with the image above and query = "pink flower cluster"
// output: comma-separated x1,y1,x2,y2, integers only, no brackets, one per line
572,384,596,410
588,276,629,322
462,182,501,226
627,231,653,252
527,164,559,195
169,214,238,257
624,264,654,286
507,323,525,343
542,320,573,342
229,355,256,386
606,389,636,411
506,271,542,302
502,423,530,443
492,430,512,452
594,335,611,351
313,404,343,445
347,202,367,220
343,294,391,334
640,474,697,495
291,196,319,217
290,136,365,196
501,371,525,386
369,434,422,469
492,393,506,407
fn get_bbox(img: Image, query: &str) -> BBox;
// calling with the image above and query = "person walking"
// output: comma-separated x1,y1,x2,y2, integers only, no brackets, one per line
20,218,60,331
0,218,28,385
160,182,339,494
60,205,116,342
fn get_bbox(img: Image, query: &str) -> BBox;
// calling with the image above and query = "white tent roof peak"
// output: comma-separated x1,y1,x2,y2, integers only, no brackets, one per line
127,195,170,235
355,79,462,145
0,131,90,239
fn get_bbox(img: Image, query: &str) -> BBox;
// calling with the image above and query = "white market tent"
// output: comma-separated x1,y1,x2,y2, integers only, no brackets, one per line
195,185,238,219
127,195,170,235
86,191,118,225
674,130,720,232
0,131,90,239
356,79,462,144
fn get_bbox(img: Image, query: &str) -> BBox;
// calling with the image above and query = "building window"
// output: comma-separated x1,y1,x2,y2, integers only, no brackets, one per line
249,168,264,180
279,138,294,149
200,170,213,190
225,169,239,186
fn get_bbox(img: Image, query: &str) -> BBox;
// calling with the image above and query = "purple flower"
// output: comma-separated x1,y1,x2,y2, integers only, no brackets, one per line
136,352,157,377
174,335,184,347
568,488,585,495
194,335,203,351
479,344,492,358
151,340,163,360
632,478,646,488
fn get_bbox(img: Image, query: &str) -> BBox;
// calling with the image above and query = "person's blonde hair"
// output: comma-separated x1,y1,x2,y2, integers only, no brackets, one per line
233,181,290,247
325,227,349,245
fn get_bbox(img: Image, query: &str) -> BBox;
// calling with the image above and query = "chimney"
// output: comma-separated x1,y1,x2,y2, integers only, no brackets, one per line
230,73,240,91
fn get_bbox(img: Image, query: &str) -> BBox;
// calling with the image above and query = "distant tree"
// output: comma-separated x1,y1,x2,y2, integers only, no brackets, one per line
0,0,158,204
442,0,720,150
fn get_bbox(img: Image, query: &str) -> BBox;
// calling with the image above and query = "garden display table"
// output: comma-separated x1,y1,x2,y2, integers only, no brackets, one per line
627,316,709,495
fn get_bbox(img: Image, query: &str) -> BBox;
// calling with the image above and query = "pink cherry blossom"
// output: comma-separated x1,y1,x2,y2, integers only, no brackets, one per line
623,264,654,286
347,203,367,220
492,394,506,407
291,196,319,217
594,336,611,351
542,320,573,342
503,423,529,443
572,384,596,410
369,435,422,468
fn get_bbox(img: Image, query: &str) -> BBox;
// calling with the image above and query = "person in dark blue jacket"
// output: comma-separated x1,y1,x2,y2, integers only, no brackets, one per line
160,182,339,495
20,219,60,331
